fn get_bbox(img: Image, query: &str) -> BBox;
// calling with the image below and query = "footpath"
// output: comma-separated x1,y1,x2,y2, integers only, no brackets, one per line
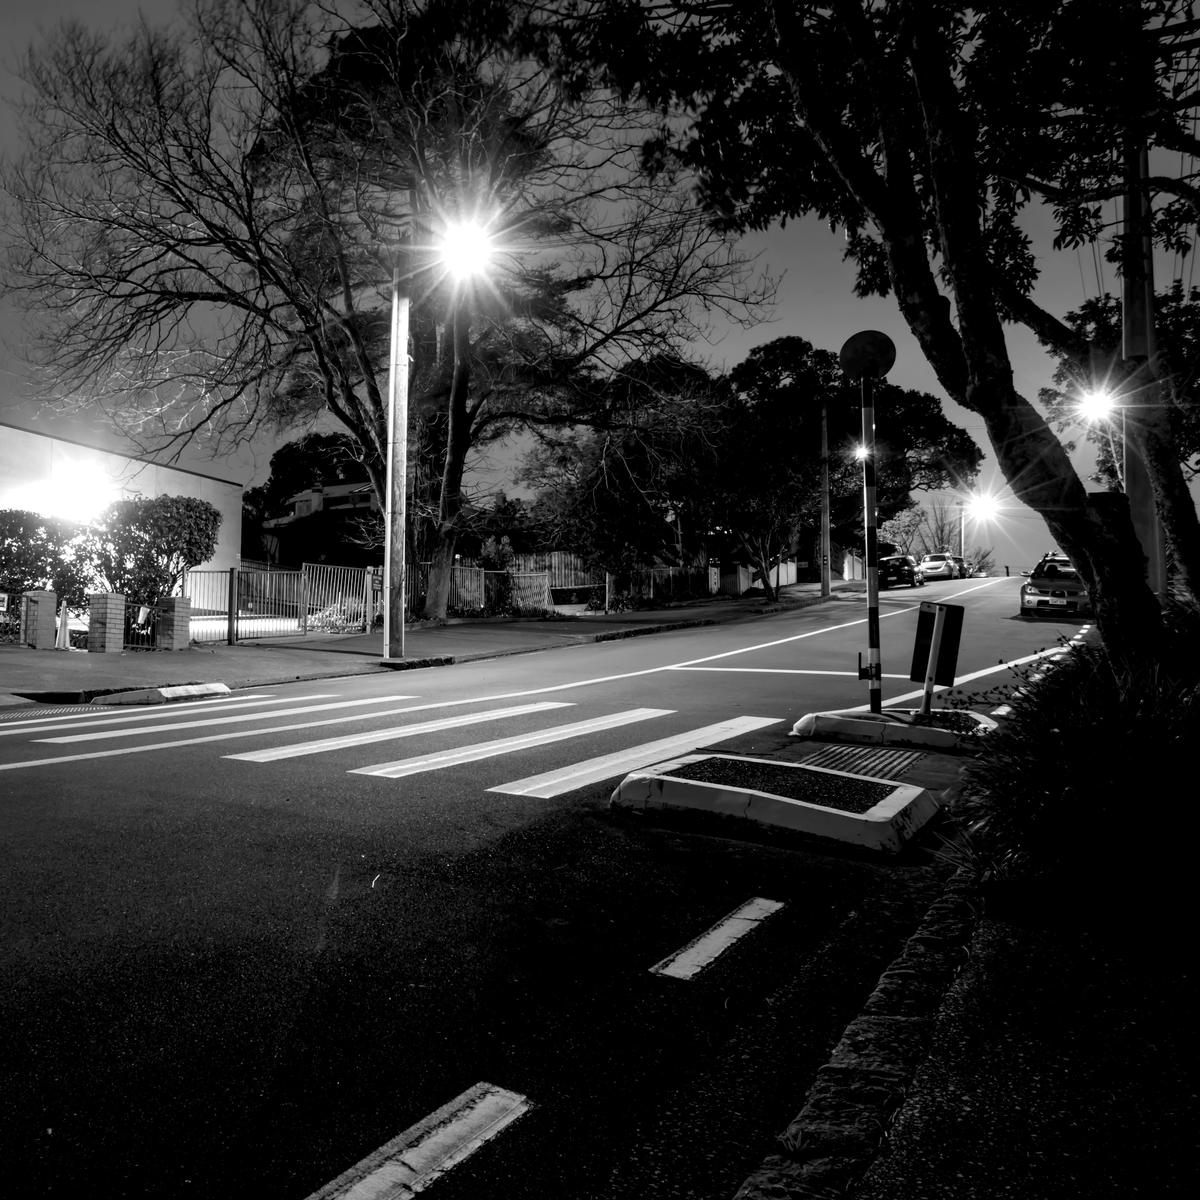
3,579,1191,1199
0,584,843,705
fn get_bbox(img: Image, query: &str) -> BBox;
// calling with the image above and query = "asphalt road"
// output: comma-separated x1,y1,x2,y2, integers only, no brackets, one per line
0,577,1091,1199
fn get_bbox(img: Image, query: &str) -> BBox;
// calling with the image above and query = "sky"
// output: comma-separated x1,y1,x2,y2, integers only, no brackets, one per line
0,0,1174,572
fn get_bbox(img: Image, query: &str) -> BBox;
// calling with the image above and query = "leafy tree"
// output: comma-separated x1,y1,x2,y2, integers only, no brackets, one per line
878,508,925,557
558,0,1200,675
87,497,222,605
0,509,95,607
242,432,372,560
4,0,768,620
525,338,981,599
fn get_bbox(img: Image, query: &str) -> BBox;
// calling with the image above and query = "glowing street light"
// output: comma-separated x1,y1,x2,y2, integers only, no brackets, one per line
1078,388,1117,421
438,219,495,282
382,216,496,661
956,493,1000,559
1076,385,1126,488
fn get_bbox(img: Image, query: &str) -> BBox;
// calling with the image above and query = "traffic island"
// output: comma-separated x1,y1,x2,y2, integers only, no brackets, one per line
791,708,995,750
609,752,939,853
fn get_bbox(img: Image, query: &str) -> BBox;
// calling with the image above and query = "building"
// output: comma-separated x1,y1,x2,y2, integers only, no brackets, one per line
0,420,242,570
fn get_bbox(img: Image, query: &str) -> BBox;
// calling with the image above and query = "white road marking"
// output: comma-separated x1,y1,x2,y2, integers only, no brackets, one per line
848,644,1077,711
650,897,785,981
490,715,783,798
0,694,321,737
224,701,572,762
36,695,418,743
670,667,912,678
350,708,674,779
0,698,543,772
303,1082,530,1200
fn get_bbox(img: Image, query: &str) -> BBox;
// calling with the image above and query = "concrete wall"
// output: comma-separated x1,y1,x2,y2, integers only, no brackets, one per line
0,422,242,571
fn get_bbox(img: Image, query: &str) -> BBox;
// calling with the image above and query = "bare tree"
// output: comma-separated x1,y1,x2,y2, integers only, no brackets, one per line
2,0,771,617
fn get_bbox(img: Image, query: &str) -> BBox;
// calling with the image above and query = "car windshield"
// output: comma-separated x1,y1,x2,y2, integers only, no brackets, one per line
1032,560,1079,580
923,555,948,562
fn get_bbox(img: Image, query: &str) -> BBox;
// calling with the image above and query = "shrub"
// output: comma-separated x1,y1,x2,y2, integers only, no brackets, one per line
950,602,1200,895
86,496,221,604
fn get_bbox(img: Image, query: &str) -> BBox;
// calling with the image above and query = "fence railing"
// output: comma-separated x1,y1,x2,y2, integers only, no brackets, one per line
0,594,21,645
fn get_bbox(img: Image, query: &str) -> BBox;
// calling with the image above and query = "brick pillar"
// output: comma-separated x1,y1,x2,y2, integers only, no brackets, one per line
156,597,192,651
20,590,57,649
88,594,126,653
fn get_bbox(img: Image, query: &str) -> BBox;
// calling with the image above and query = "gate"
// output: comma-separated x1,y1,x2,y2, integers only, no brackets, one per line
1,593,23,644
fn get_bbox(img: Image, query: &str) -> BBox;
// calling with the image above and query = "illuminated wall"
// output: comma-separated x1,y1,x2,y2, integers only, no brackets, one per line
0,422,242,571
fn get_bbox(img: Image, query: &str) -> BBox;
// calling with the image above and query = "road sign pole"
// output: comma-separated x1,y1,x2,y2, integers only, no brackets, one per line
860,375,882,714
920,603,947,716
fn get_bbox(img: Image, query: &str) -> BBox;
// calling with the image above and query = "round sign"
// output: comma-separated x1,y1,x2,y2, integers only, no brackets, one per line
839,330,896,380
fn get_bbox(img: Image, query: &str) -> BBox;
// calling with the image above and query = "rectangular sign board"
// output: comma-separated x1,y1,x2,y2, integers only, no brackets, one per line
908,601,964,686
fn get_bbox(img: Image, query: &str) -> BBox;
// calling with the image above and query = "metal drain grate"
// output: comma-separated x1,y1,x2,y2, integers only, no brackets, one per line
800,745,923,779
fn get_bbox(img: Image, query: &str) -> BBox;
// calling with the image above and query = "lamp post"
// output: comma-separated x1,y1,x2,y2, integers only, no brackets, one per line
382,217,495,661
839,330,896,715
382,264,410,661
820,397,832,599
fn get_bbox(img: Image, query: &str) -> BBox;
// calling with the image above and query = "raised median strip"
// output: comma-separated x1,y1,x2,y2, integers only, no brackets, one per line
89,682,234,706
303,1082,531,1200
610,753,939,853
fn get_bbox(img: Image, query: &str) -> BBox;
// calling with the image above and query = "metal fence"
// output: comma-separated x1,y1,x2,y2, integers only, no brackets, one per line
0,594,22,644
303,563,373,633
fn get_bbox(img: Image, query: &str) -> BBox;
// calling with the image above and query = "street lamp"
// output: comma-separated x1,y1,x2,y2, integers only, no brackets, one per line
1076,385,1126,489
382,217,495,661
956,493,1000,563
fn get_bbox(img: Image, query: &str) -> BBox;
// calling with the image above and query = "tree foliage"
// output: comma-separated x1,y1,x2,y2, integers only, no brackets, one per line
557,0,1200,673
0,509,94,607
87,496,222,604
524,338,982,597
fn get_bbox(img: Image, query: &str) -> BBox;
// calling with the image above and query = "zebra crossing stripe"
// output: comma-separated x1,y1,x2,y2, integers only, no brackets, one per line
36,695,418,743
488,715,782,798
349,708,675,780
0,694,318,738
223,701,572,762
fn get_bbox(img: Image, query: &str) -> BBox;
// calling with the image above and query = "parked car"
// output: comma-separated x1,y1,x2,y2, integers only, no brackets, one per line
1018,553,1092,618
918,552,959,580
950,555,968,578
878,554,925,588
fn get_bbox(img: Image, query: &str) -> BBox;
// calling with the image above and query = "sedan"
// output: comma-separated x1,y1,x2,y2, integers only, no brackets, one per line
918,553,958,580
1018,554,1092,618
878,554,925,588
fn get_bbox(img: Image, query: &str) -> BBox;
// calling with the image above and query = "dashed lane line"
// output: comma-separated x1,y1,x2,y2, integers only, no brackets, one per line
303,1082,530,1200
650,897,786,981
36,695,418,743
489,715,782,798
223,701,572,762
350,708,675,780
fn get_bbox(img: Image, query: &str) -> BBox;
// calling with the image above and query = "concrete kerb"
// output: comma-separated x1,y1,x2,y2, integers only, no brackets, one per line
732,869,982,1200
91,682,233,706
